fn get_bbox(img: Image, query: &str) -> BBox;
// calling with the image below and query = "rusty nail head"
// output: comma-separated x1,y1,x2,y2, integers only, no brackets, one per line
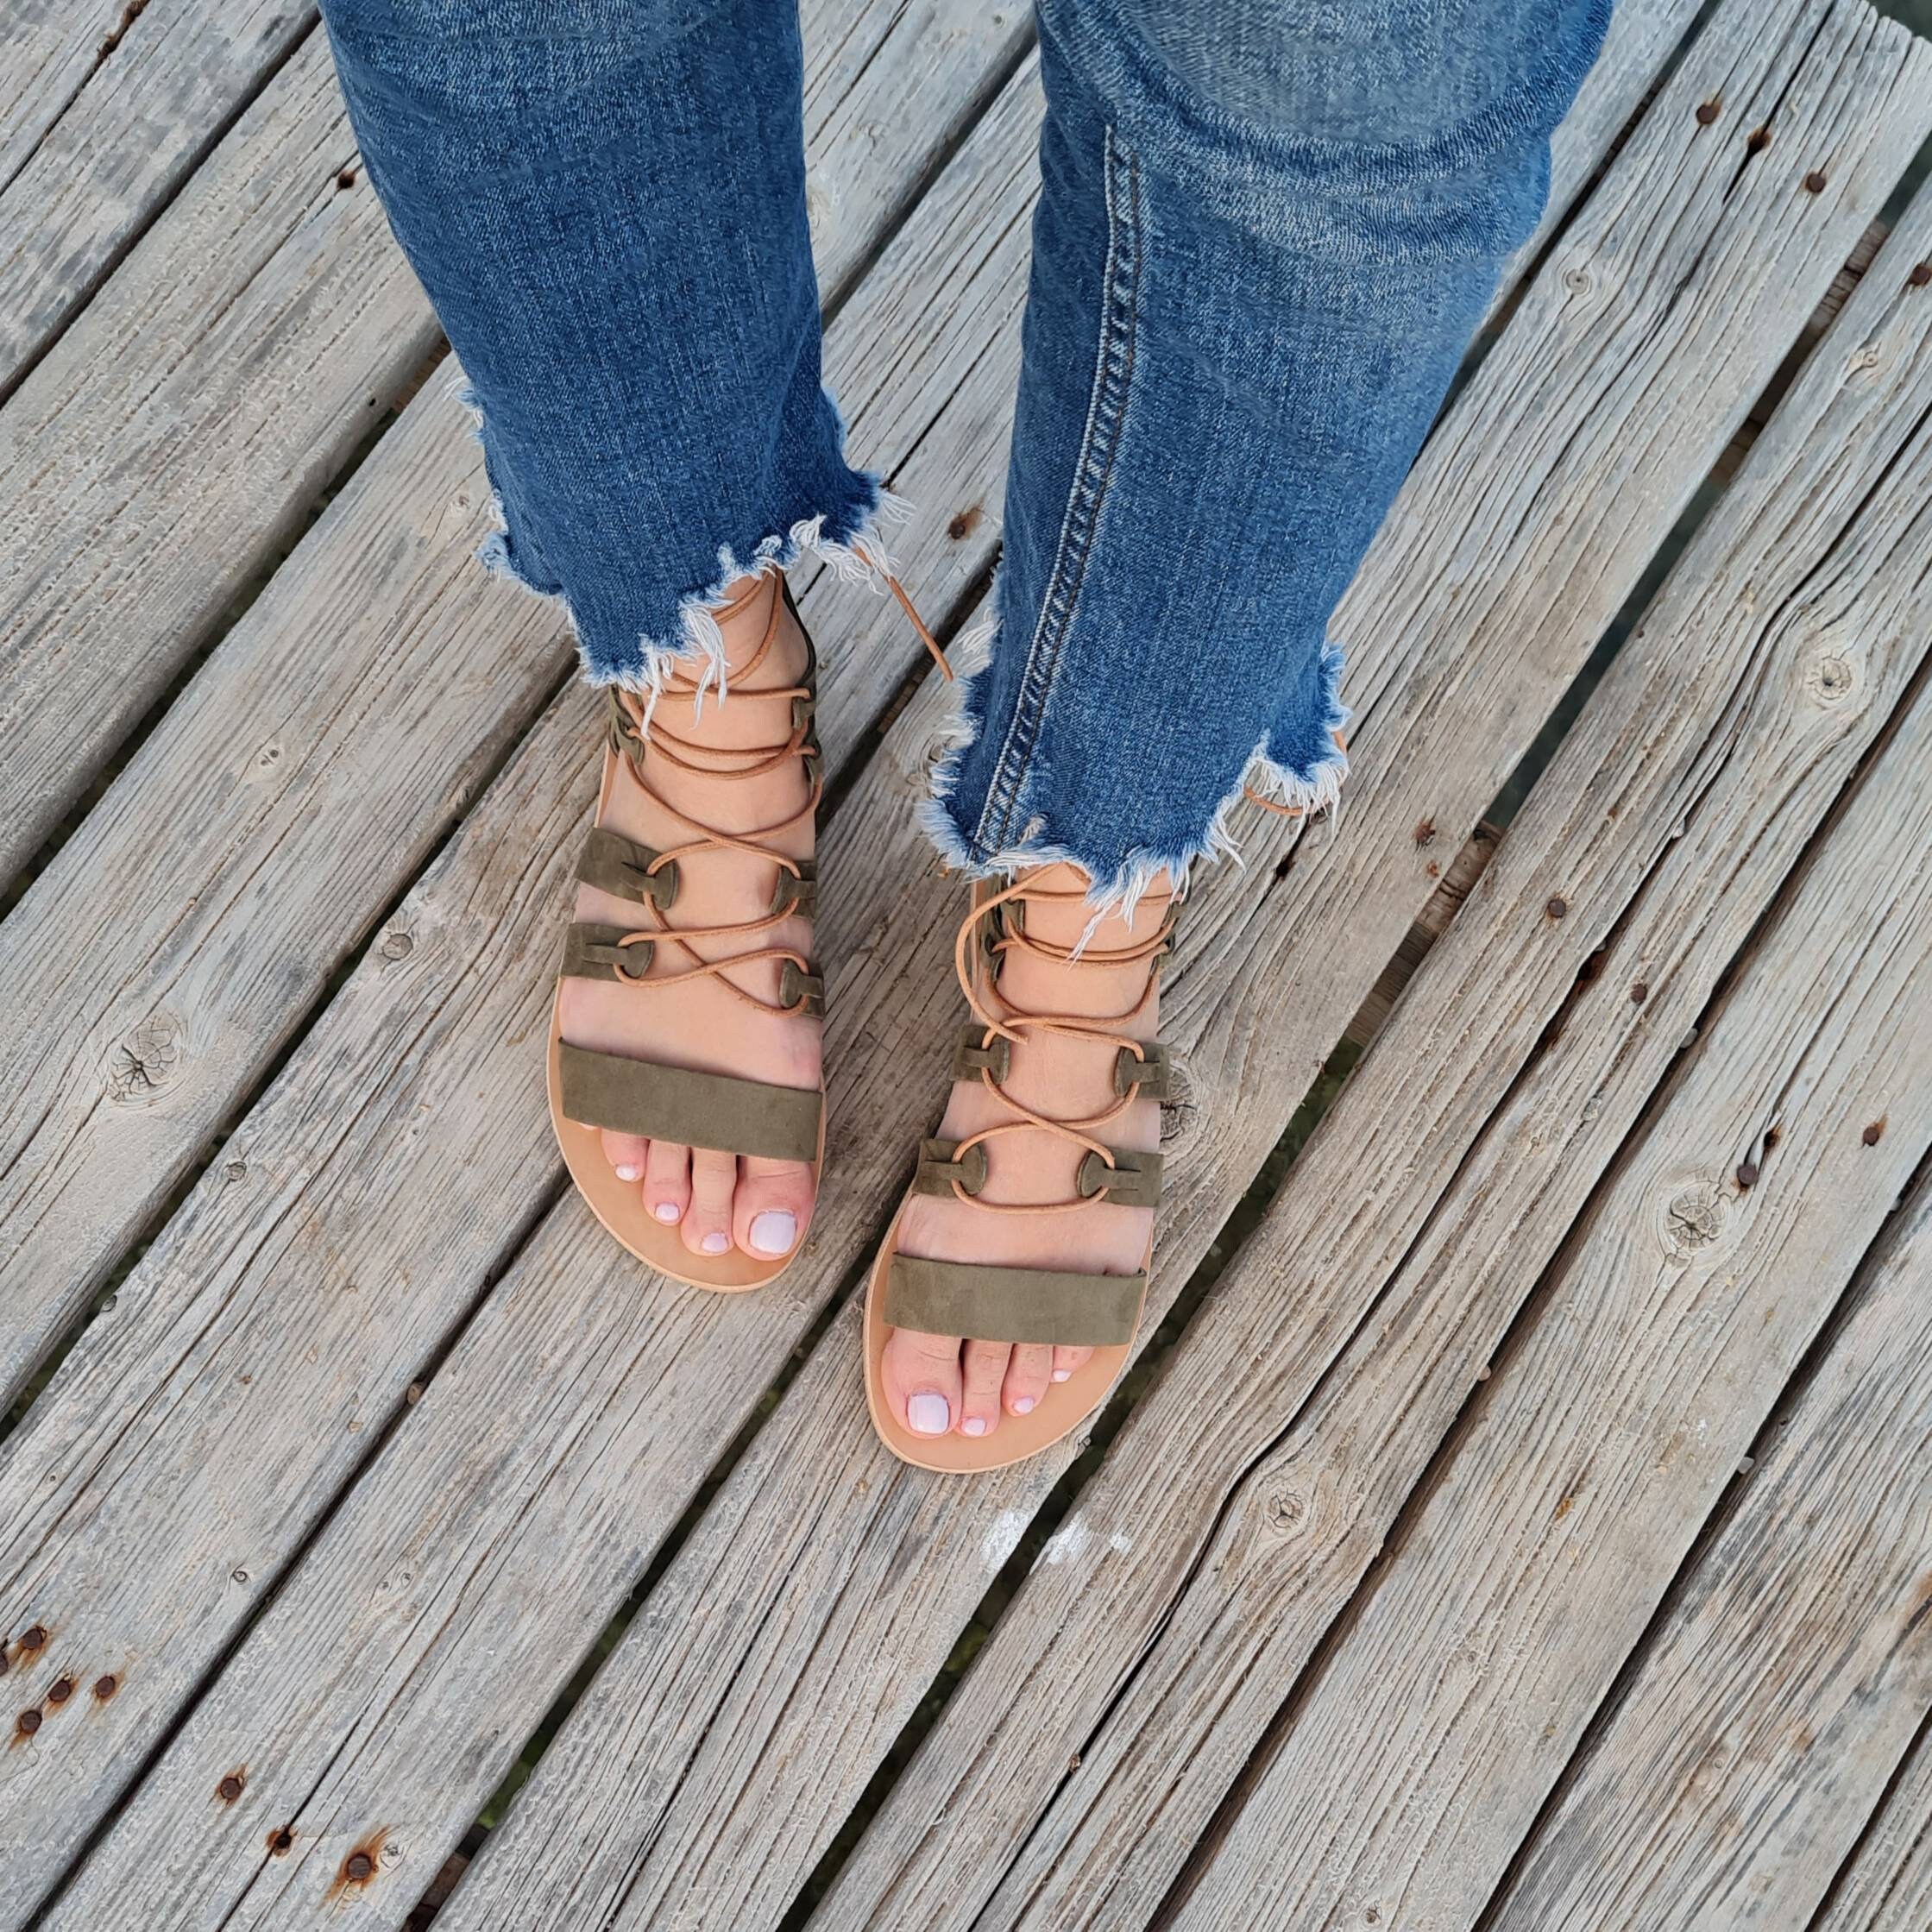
47,1677,73,1704
17,1709,41,1737
1803,169,1828,193
1736,1159,1759,1189
268,1827,294,1855
1911,263,1932,288
1630,981,1649,1004
1545,896,1568,919
93,1675,118,1701
337,167,357,190
345,1851,374,1882
20,1626,47,1653
218,1774,245,1803
1695,98,1720,124
1746,126,1771,153
1863,1118,1885,1146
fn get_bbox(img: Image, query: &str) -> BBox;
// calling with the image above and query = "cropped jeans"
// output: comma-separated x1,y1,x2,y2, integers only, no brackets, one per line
319,0,1609,909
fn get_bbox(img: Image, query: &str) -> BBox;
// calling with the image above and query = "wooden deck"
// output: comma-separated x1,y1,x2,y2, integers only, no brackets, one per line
4,0,1932,1925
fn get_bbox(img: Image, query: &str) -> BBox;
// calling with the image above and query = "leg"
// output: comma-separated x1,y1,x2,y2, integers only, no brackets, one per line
319,0,879,1274
879,0,1612,1444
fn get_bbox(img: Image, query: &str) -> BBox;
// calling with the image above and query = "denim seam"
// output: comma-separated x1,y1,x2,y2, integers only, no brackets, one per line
972,125,1143,857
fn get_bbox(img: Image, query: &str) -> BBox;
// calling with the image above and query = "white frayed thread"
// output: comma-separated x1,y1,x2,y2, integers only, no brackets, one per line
920,632,1351,944
450,371,905,717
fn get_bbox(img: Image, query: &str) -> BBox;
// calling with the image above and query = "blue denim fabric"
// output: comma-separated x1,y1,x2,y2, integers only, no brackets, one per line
319,0,1609,905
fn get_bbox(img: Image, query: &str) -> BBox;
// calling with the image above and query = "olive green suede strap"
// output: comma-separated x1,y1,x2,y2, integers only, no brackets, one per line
881,1255,1144,1348
557,1041,821,1162
560,922,653,984
577,827,679,908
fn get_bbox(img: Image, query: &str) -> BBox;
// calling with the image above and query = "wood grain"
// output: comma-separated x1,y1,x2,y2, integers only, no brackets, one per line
1485,1180,1932,1931
0,0,316,395
818,138,1932,1932
1812,1715,1932,1932
1165,391,1932,1932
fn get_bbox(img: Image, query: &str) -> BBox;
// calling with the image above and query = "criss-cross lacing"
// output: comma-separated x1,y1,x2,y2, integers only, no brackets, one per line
603,583,821,1018
941,874,1174,1214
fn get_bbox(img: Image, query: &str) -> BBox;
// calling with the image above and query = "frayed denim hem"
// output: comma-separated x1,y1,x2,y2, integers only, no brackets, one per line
453,374,909,709
922,626,1350,928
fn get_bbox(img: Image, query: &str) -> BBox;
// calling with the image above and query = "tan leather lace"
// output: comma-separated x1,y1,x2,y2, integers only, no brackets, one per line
604,562,949,1019
945,874,1173,1214
606,577,821,1018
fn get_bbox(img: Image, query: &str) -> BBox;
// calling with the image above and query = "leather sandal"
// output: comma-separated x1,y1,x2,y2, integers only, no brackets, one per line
864,867,1175,1471
548,572,826,1292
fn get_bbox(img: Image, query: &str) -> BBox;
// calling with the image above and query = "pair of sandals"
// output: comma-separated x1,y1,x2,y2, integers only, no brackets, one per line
547,571,1170,1474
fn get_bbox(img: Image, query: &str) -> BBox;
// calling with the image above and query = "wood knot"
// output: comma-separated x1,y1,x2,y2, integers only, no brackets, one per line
107,1014,183,1104
380,928,414,961
1806,651,1855,707
1664,1182,1727,1257
1156,1055,1199,1154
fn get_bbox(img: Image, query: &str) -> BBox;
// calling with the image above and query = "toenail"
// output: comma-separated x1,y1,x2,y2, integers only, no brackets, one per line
1052,1369,1072,1382
1011,1394,1037,1415
749,1210,796,1256
615,1164,643,1182
961,1416,990,1437
652,1201,682,1224
907,1392,950,1436
701,1231,731,1255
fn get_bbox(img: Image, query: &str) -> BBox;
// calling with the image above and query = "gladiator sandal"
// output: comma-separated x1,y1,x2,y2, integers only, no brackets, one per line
864,866,1175,1470
547,572,827,1292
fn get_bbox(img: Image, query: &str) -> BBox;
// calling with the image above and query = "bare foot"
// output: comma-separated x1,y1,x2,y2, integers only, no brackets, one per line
557,570,821,1265
879,865,1170,1439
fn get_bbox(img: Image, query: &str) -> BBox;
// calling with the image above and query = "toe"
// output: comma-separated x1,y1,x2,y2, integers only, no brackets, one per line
882,1328,965,1440
601,1130,650,1187
683,1148,736,1258
958,1338,1010,1438
1051,1344,1094,1386
733,1155,814,1262
642,1139,690,1226
1004,1344,1053,1418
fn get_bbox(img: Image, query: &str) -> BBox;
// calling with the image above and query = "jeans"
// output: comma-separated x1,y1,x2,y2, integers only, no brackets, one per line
318,0,1609,909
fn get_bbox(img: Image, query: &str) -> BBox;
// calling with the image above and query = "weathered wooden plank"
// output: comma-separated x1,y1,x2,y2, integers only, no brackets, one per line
0,42,1046,1920
1483,1180,1932,1932
0,0,1028,896
247,9,1932,1929
1813,1714,1932,1932
1161,571,1932,1931
0,22,1042,1417
0,34,437,887
0,0,316,395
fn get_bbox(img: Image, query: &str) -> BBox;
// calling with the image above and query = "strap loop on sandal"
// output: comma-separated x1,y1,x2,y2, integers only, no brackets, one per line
1075,1146,1163,1209
914,1136,991,1199
561,922,657,983
576,827,679,909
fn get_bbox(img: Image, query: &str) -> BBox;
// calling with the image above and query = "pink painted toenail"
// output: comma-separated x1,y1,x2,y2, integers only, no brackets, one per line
961,1416,990,1437
1012,1395,1037,1415
615,1164,643,1182
652,1201,682,1224
907,1392,950,1436
701,1232,730,1255
749,1210,796,1256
